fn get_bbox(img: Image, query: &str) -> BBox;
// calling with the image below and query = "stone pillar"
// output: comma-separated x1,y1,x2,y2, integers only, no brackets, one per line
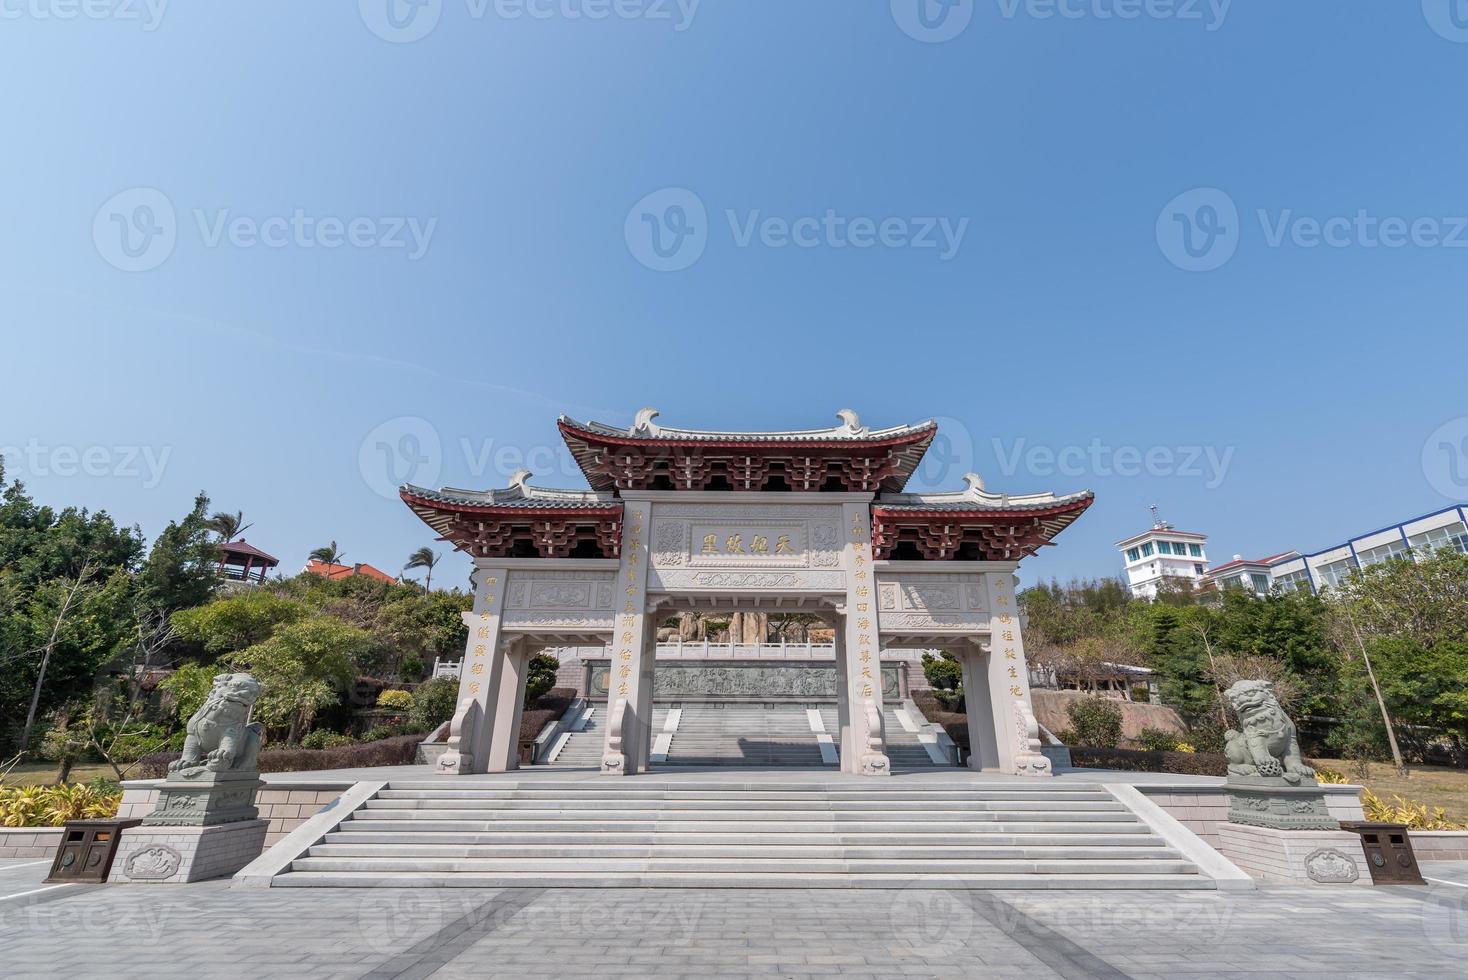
603,502,654,775
441,565,509,775
839,501,888,775
978,571,1050,776
482,637,532,773
955,642,998,771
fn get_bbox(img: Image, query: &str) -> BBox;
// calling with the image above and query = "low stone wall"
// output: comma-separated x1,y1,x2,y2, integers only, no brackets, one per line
0,827,64,860
1411,831,1468,862
119,780,350,850
1140,783,1365,849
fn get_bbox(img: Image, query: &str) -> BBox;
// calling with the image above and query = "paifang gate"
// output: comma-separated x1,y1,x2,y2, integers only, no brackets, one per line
401,409,1092,777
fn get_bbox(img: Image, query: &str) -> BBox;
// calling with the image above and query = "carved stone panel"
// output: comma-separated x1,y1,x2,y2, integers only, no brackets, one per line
875,571,991,634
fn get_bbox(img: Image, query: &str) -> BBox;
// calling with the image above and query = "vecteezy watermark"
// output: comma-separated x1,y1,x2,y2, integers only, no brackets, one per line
359,0,699,43
1158,187,1468,272
359,416,443,500
359,416,599,499
625,187,970,272
1156,187,1239,273
1422,0,1468,43
991,437,1235,489
891,0,975,43
1423,417,1468,501
0,440,171,489
93,187,437,271
0,0,168,30
995,0,1231,31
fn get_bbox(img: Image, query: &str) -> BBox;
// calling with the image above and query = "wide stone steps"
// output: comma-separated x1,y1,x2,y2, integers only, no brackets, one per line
270,776,1211,889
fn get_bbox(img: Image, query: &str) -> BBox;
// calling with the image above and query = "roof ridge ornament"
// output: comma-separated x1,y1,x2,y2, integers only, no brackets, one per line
835,408,868,436
962,473,986,495
630,407,662,437
508,469,533,493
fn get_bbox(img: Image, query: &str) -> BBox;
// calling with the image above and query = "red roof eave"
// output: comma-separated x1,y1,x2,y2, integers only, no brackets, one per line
557,419,934,452
399,489,622,520
870,499,1093,522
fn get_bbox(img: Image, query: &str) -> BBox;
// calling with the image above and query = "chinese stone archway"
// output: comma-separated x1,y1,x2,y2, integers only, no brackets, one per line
402,410,1092,777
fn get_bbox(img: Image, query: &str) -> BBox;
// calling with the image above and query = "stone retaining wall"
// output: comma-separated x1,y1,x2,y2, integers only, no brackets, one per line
118,781,350,850
0,827,64,860
1140,784,1365,849
1410,831,1468,862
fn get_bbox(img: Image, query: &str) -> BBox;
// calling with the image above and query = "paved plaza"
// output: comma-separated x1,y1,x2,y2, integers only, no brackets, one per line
2,857,1467,978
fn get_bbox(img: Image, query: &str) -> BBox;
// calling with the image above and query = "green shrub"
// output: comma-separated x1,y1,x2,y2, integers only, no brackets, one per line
1069,746,1228,777
525,654,561,705
376,689,415,711
300,729,355,750
1054,728,1078,746
922,652,963,691
1136,727,1181,753
1066,697,1123,749
401,653,426,679
360,724,400,743
934,687,964,712
410,677,460,732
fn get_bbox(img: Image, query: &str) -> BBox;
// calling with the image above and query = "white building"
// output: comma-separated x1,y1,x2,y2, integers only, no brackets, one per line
1114,510,1209,599
1263,504,1468,594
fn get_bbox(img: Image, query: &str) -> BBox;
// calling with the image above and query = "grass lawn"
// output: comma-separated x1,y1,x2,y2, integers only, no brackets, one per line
1313,758,1468,826
2,762,123,787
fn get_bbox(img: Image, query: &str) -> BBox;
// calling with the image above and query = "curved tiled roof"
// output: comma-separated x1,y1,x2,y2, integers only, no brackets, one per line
873,473,1094,514
400,470,620,511
558,408,937,444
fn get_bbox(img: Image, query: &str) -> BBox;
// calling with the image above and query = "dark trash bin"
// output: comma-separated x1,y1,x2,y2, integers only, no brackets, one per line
45,818,144,884
1338,821,1426,885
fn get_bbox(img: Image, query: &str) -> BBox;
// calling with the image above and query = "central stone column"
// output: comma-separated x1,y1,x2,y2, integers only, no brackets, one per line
603,501,654,775
838,501,889,775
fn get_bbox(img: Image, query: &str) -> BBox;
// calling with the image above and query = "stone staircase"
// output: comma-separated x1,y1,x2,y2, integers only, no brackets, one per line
818,705,942,769
271,777,1215,889
663,703,826,767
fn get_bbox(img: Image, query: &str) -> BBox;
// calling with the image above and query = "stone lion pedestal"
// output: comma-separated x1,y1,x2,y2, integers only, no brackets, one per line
110,673,271,885
1212,680,1371,887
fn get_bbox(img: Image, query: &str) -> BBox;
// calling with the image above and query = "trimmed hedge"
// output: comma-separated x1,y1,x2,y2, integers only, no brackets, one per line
519,687,579,742
1069,746,1227,777
137,733,424,778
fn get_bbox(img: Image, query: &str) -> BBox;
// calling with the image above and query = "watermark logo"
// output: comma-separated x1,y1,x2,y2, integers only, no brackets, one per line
0,0,168,30
359,416,443,499
914,415,976,489
1423,417,1468,501
355,891,449,953
1157,187,1238,272
891,0,974,43
93,187,177,273
888,882,980,957
625,187,708,272
625,187,970,271
359,0,442,43
1423,0,1468,42
92,188,437,271
992,437,1235,489
360,0,699,42
995,0,1231,31
0,440,172,489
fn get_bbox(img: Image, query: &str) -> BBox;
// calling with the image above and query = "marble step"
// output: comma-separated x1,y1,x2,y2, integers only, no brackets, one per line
291,856,1200,875
308,844,1185,861
338,819,1149,834
362,799,1128,814
384,779,1105,792
324,830,1164,846
373,789,1116,802
272,870,1218,890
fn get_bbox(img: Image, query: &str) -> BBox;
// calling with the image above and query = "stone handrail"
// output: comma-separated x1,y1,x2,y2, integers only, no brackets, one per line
436,697,480,775
601,697,627,774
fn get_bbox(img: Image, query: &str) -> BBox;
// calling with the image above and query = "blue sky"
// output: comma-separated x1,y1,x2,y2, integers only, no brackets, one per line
2,1,1466,590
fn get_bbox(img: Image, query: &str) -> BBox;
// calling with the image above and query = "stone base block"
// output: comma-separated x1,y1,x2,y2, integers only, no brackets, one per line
1218,823,1372,886
109,820,269,884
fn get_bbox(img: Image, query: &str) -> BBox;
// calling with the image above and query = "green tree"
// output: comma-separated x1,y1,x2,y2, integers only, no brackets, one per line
170,591,309,656
403,547,441,591
309,540,345,569
229,617,370,744
135,492,220,613
159,661,218,723
205,509,252,543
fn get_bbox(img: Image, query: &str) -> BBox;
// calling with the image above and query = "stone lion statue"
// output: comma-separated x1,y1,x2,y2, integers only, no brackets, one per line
168,673,265,775
1223,679,1315,785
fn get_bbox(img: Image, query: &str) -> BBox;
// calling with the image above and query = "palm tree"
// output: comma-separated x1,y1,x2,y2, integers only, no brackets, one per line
310,541,345,576
207,509,252,543
405,547,441,591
